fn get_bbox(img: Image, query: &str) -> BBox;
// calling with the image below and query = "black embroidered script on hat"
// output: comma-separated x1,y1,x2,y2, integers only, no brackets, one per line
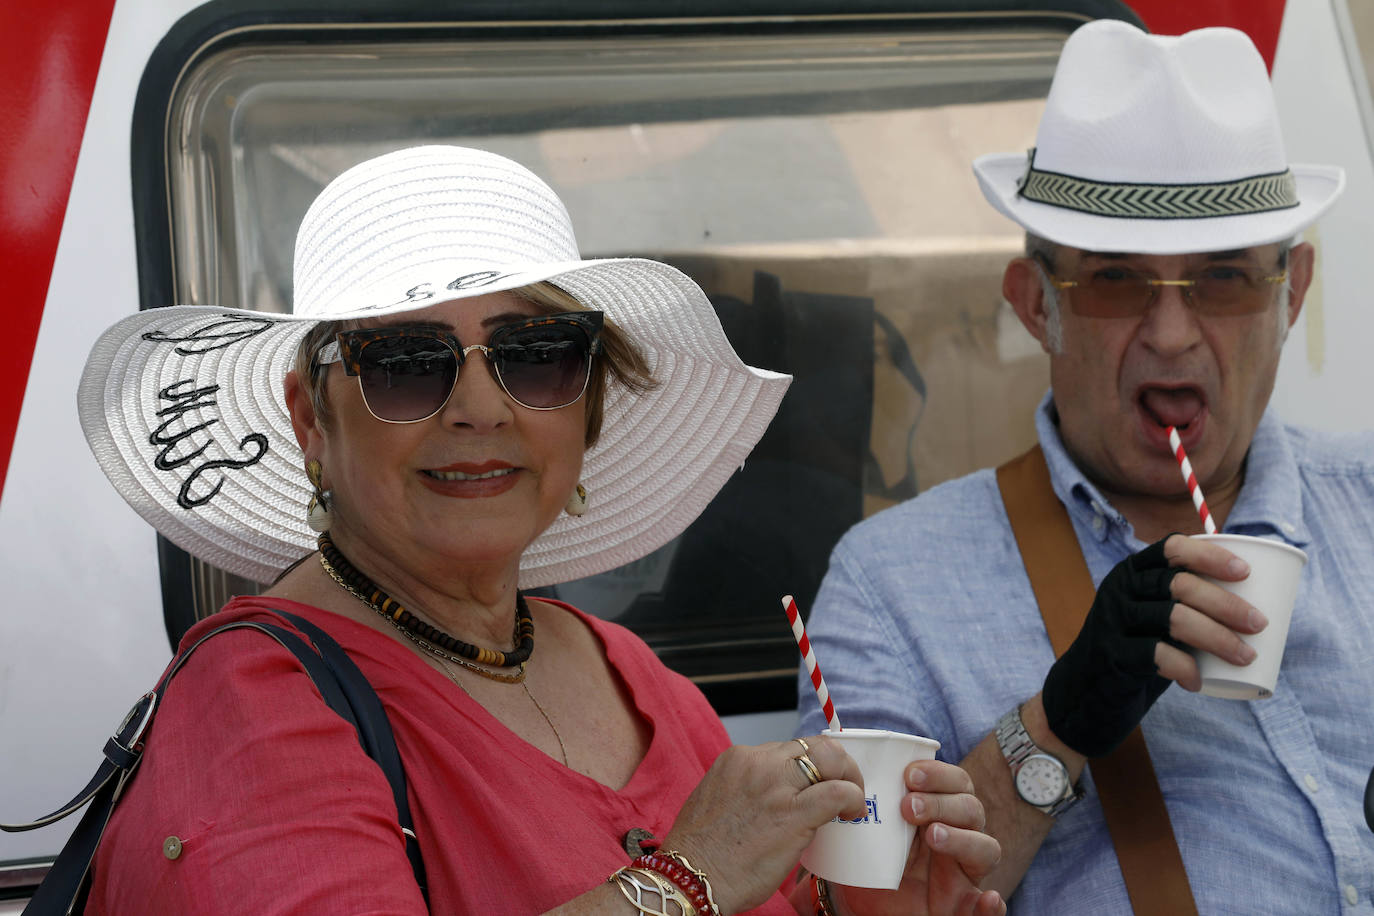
358,271,518,312
140,315,276,509
142,314,276,355
446,270,513,290
149,380,267,509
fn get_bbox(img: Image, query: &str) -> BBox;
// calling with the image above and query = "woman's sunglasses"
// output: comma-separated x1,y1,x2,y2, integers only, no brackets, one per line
315,311,603,423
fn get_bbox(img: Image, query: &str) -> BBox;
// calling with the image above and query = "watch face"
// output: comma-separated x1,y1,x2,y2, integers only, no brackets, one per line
1016,754,1068,807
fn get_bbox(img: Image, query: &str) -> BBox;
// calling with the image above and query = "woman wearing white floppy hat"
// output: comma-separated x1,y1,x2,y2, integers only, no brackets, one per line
68,146,1003,914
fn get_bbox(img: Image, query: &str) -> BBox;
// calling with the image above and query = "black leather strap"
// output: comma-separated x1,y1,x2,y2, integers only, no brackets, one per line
273,610,428,899
2,610,427,912
4,692,158,914
997,446,1198,915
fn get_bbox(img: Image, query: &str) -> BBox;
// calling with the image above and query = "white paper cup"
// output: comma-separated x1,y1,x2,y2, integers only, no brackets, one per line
1192,533,1307,700
799,728,940,890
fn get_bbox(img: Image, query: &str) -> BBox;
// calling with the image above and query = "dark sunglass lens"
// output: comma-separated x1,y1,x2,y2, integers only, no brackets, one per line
358,336,457,421
493,325,591,409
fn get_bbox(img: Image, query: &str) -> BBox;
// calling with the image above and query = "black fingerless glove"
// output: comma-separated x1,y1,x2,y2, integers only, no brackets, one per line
1041,537,1182,758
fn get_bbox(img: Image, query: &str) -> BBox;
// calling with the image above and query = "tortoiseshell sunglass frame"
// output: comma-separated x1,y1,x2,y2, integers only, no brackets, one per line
315,310,604,421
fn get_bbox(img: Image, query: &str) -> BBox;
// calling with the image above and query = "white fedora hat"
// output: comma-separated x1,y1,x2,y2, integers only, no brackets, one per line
78,145,790,588
973,19,1345,254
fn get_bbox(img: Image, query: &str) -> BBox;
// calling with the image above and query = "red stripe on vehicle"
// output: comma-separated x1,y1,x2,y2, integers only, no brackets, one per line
0,0,117,502
1129,0,1287,70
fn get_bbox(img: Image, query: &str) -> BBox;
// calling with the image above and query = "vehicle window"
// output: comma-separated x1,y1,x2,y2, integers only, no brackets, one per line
152,22,1061,712
1338,0,1374,159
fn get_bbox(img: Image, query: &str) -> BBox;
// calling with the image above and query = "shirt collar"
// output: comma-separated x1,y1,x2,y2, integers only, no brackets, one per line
1034,393,1127,543
1224,409,1311,547
1033,391,1310,549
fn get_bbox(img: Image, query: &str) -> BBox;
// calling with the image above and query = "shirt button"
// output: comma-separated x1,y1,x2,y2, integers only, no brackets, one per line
1304,774,1320,792
1091,515,1105,535
1282,522,1297,535
162,836,183,860
622,827,656,858
1343,884,1359,905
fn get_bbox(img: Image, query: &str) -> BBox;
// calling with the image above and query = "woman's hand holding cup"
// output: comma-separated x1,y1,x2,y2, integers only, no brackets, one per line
661,736,1002,916
661,735,866,914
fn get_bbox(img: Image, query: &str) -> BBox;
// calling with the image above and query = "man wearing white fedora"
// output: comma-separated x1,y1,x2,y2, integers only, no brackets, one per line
799,19,1374,913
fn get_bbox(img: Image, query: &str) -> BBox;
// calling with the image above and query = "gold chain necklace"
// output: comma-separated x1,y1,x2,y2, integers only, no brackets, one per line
318,551,527,684
314,545,567,766
432,655,569,768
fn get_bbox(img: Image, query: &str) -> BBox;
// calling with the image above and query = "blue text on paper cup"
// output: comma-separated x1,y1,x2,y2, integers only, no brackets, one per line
834,794,881,825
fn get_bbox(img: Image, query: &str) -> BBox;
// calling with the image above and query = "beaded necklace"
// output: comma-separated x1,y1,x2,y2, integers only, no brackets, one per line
317,533,534,684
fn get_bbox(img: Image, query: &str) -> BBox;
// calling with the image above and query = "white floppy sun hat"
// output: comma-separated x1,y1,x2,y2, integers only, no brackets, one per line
79,145,791,588
973,19,1345,254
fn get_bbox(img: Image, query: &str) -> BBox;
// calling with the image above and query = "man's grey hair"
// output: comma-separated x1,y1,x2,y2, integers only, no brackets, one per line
1023,233,1296,355
1024,234,1066,353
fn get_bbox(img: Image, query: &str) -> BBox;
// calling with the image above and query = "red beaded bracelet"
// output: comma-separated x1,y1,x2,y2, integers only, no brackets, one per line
631,852,720,916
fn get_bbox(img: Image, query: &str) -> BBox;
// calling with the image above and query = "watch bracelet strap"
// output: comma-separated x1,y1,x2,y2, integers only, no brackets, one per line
1042,777,1085,818
994,708,1082,816
997,445,1198,916
994,707,1037,769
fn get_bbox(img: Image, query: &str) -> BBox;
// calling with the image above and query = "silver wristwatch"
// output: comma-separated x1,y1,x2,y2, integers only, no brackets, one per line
995,706,1084,817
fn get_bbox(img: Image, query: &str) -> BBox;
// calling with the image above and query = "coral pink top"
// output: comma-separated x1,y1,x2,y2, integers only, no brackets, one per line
88,597,794,914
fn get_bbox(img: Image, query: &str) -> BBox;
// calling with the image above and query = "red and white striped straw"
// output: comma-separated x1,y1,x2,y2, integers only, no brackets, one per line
1167,426,1217,534
783,595,841,732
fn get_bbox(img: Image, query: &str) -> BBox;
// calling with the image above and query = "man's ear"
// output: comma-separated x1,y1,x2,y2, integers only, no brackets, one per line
1283,241,1316,329
284,370,324,456
1004,257,1056,354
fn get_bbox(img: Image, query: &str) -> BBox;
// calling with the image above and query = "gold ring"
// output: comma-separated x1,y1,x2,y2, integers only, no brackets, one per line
794,753,823,786
793,737,811,754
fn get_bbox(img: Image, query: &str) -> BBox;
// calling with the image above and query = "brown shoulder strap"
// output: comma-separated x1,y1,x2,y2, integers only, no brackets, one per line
997,444,1198,916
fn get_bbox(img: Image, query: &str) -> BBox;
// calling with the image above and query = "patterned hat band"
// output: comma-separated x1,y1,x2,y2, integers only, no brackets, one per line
1016,149,1299,220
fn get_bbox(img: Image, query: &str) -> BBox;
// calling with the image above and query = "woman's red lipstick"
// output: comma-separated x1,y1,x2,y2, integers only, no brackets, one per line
419,461,520,497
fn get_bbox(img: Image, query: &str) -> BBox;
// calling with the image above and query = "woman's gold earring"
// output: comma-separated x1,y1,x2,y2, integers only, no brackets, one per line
305,459,334,532
565,483,588,517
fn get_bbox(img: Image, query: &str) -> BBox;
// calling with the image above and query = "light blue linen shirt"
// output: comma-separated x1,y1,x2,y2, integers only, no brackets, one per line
799,392,1374,914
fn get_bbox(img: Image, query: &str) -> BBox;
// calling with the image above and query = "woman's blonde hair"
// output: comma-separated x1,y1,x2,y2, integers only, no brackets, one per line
293,282,657,447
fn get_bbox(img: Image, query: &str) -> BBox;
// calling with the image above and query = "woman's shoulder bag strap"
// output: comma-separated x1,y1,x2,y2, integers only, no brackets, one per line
996,444,1197,916
269,609,428,900
1,610,426,913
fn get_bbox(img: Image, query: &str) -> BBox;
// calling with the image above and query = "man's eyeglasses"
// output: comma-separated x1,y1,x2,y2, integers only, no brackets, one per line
316,311,603,423
1034,255,1287,319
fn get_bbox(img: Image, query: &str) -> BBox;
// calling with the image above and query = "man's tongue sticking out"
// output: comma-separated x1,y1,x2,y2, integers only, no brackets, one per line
1141,387,1205,431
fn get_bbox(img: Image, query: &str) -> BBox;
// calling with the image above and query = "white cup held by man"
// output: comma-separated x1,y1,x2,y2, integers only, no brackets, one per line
800,728,940,890
1193,534,1307,700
